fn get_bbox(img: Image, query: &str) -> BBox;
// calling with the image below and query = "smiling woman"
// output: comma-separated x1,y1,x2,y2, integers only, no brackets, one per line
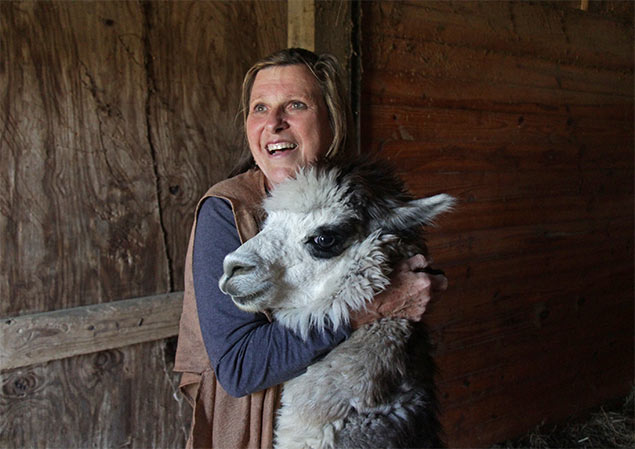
173,48,448,449
245,64,333,188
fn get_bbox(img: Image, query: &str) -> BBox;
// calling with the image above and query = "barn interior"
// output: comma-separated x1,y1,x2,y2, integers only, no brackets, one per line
1,1,633,448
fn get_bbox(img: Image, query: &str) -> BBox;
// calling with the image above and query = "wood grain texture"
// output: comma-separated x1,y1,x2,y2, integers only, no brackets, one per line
1,293,183,371
144,0,287,291
361,1,633,446
315,0,357,148
288,0,315,50
0,339,189,449
0,1,169,316
315,0,353,68
0,1,288,448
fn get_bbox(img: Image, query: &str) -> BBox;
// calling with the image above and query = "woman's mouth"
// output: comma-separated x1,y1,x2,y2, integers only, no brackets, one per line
266,142,298,155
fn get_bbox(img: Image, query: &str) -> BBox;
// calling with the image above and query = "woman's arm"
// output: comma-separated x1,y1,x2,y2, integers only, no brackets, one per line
193,197,351,397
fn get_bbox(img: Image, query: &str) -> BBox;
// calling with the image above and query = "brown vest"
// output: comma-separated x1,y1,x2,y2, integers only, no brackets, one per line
174,168,281,449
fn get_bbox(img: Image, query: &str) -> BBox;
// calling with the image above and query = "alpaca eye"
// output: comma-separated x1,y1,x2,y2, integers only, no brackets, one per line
314,234,335,248
306,224,354,259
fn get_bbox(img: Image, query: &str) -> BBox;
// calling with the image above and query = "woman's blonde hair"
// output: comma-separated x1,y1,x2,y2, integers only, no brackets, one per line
231,48,353,175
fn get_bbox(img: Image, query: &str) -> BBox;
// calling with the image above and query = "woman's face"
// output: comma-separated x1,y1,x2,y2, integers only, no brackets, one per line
246,64,333,188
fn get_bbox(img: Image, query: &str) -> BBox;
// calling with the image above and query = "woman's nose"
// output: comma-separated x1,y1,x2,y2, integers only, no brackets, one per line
265,107,289,133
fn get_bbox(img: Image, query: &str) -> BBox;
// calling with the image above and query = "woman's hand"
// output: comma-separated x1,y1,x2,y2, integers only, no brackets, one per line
350,254,447,329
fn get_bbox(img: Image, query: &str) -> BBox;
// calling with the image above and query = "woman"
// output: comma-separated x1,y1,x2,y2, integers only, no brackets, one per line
174,48,447,449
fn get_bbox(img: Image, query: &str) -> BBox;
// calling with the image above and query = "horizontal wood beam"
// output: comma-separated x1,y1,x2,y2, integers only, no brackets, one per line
0,292,183,371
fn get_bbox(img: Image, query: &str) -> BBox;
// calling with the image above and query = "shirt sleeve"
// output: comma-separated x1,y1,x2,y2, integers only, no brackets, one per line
193,196,351,397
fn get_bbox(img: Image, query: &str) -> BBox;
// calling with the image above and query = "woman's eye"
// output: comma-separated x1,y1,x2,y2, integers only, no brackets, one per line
289,101,307,110
314,235,335,248
253,104,266,113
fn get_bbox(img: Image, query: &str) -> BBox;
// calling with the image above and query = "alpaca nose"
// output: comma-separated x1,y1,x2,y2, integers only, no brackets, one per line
222,254,257,279
219,253,260,297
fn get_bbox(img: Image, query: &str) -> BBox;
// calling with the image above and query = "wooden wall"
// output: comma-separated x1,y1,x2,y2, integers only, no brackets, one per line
0,1,286,447
361,1,633,447
2,0,632,447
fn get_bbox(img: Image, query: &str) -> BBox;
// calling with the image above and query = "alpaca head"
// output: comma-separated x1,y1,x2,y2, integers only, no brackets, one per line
218,160,455,338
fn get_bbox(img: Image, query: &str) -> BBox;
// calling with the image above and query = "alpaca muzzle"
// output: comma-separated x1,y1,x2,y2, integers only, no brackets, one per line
219,252,274,311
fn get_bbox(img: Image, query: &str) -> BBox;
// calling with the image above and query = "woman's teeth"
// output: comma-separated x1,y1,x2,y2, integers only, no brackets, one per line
267,143,297,154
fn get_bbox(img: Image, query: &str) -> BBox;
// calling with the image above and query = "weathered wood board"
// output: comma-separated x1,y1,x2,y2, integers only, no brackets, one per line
1,1,168,317
1,339,188,448
1,293,183,371
361,1,633,447
145,0,288,291
0,1,287,447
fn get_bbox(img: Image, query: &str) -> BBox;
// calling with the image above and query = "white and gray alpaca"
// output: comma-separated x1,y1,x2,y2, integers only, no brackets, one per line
219,159,454,449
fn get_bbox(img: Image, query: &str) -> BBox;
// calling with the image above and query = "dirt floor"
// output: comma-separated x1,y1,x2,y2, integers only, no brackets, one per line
492,389,634,448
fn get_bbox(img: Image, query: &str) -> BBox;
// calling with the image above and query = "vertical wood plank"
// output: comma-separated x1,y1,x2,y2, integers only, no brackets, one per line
0,1,169,317
314,0,359,151
145,0,287,291
315,0,353,69
0,1,288,448
288,0,315,50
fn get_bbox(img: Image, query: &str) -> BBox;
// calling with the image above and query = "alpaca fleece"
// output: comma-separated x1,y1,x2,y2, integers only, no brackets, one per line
219,159,454,448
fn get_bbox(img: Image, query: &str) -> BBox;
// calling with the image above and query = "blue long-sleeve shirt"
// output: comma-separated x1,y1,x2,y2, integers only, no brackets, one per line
193,196,351,397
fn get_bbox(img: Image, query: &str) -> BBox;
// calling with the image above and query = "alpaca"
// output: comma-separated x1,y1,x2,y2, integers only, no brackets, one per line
219,159,454,449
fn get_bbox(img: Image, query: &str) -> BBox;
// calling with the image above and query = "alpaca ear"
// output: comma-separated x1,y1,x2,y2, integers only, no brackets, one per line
385,194,455,232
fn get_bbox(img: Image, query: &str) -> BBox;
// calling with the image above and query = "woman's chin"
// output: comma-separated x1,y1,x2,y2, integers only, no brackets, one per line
265,166,302,187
